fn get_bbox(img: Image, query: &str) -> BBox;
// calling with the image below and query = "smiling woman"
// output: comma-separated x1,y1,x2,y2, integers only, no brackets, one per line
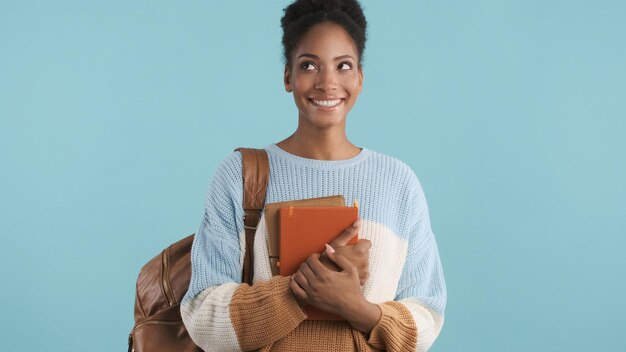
282,22,364,142
180,0,447,351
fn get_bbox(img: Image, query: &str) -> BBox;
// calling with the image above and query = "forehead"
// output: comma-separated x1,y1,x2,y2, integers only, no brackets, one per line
292,22,358,60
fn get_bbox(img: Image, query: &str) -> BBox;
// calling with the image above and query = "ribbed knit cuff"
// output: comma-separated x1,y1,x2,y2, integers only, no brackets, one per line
367,301,417,352
230,276,307,351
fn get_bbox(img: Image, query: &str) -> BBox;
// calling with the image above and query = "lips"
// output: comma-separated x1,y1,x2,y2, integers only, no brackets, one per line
309,98,344,109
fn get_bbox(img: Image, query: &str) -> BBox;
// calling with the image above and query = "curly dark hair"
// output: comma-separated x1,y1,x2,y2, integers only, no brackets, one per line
281,0,367,67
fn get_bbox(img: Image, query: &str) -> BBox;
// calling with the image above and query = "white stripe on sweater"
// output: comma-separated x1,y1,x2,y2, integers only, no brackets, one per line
180,283,240,352
399,297,444,351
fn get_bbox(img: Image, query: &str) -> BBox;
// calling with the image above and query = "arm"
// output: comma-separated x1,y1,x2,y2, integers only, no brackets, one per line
180,153,306,352
368,179,447,352
292,177,446,352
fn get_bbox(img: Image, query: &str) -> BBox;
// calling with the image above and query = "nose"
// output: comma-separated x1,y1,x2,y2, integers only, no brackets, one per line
314,67,338,92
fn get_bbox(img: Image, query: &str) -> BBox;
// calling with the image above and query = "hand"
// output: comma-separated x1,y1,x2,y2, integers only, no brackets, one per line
291,250,382,333
292,251,363,317
320,219,371,285
290,219,369,308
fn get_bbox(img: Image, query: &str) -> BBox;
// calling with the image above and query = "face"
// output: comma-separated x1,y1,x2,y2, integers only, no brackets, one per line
284,22,363,130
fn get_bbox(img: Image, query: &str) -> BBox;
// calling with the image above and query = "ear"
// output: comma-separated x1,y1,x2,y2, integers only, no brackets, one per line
284,65,293,93
358,65,364,94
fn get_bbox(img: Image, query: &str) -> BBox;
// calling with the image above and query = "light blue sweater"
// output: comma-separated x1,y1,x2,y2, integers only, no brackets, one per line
182,144,446,351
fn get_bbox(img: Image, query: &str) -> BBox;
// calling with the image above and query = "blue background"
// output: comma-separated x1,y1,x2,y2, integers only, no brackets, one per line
1,1,625,351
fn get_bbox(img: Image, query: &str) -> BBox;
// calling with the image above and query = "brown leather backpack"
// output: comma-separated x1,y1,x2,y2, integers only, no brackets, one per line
128,148,269,352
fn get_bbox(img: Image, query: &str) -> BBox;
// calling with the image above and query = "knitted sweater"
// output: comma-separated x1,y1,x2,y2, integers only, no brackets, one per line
181,144,447,351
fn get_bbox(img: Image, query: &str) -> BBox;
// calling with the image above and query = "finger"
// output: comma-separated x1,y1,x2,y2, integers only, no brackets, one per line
326,250,357,275
359,268,369,286
330,219,361,247
290,277,308,301
319,252,340,272
351,239,372,257
306,252,330,275
299,260,317,281
356,239,372,250
293,270,309,290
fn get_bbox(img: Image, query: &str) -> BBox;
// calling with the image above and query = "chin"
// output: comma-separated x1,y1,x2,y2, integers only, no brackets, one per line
306,114,345,129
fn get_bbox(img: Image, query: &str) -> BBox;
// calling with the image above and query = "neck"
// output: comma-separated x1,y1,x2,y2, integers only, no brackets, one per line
277,123,360,161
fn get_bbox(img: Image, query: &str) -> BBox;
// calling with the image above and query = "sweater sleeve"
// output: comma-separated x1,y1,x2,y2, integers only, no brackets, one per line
180,152,306,351
367,175,447,352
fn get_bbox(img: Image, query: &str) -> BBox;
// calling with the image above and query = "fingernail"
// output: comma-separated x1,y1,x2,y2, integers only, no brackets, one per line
325,243,335,254
354,219,362,227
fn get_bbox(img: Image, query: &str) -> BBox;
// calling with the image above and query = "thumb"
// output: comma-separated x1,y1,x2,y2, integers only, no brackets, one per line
325,244,356,274
331,219,361,247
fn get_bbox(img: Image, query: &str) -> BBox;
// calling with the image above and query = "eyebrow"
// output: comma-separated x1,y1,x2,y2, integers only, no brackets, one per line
297,53,355,61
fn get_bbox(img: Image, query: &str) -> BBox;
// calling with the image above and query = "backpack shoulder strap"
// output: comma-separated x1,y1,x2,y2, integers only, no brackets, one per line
235,147,269,285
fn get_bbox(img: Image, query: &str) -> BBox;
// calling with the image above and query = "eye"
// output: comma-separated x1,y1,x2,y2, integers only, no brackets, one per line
300,62,317,71
338,62,352,70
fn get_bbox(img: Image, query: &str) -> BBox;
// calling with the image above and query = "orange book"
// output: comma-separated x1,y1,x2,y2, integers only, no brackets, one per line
279,206,359,320
264,195,345,276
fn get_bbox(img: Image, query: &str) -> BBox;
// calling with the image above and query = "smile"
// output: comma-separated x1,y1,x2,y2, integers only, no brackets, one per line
309,98,344,109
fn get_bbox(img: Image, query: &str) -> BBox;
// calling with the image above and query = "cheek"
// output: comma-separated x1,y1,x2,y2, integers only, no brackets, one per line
292,73,313,91
341,73,361,92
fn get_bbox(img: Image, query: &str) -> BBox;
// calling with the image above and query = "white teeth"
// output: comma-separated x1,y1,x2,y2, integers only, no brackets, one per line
312,99,342,108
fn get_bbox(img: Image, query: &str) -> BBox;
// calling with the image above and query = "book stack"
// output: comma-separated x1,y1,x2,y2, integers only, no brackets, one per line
264,195,359,320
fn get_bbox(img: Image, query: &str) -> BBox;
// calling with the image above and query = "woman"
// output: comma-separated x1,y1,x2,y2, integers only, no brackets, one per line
181,0,446,351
